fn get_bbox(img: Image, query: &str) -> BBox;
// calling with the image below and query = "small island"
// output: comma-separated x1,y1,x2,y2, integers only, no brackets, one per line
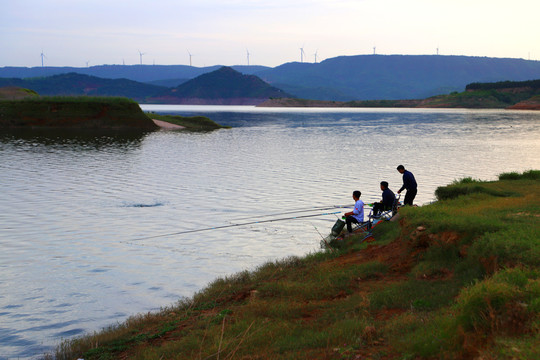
0,87,227,131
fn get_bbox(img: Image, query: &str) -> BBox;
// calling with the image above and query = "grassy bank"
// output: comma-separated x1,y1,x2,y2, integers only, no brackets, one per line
49,171,540,359
0,96,157,129
0,93,227,131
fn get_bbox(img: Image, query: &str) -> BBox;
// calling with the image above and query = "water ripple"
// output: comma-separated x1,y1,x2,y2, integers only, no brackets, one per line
1,108,540,358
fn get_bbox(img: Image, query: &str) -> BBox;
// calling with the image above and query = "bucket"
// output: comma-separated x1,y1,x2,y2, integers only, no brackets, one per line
331,219,345,237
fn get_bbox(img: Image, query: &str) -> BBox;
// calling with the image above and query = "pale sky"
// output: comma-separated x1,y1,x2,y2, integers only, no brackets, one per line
1,0,539,68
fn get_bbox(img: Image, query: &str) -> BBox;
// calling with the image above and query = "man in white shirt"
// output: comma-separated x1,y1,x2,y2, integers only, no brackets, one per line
344,190,364,233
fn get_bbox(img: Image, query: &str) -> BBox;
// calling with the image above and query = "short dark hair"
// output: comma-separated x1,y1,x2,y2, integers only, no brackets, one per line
353,190,361,199
397,165,405,171
380,181,388,188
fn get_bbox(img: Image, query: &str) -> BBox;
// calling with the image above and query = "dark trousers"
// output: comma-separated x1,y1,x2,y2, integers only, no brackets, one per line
345,216,360,233
372,203,391,217
404,188,417,206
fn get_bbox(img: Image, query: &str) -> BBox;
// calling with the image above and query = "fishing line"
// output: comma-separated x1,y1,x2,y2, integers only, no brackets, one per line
128,211,342,242
228,204,355,222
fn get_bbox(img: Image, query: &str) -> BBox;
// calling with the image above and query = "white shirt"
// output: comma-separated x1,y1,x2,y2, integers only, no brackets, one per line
352,199,364,222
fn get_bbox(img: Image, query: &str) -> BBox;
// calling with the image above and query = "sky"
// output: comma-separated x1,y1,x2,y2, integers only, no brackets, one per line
1,0,539,68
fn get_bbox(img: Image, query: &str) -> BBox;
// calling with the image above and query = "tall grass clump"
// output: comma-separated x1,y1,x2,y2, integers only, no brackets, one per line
455,267,538,334
499,170,540,181
435,181,513,201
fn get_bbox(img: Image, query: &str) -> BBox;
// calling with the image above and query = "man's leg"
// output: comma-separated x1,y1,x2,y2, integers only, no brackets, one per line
372,203,382,217
346,216,359,233
404,189,417,206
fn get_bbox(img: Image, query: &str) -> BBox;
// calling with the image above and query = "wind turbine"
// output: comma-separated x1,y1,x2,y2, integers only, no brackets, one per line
373,46,376,55
187,51,193,66
300,47,306,63
138,50,146,65
246,49,250,66
40,50,46,67
314,49,318,63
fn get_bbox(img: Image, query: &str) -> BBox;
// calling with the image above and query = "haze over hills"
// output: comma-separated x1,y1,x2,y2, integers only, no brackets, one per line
0,65,270,87
2,55,540,101
0,73,166,99
0,67,291,105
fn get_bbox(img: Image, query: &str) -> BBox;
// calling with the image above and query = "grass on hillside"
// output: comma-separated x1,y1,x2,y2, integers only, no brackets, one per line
0,96,155,129
0,96,227,131
423,89,540,108
48,171,540,360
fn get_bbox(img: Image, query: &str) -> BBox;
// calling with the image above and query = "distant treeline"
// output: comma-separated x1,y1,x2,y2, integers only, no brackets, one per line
466,79,540,91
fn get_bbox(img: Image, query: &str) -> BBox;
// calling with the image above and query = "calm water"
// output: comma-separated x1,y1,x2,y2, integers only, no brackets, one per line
1,107,539,359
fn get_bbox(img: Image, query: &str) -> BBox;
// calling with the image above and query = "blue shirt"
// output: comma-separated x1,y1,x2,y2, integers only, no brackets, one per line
399,170,417,192
352,199,365,222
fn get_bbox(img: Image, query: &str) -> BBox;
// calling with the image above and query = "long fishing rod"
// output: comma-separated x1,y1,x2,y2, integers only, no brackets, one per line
130,211,342,242
228,204,356,222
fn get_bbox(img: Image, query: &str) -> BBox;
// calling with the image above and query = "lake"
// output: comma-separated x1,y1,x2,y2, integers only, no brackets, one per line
1,106,539,359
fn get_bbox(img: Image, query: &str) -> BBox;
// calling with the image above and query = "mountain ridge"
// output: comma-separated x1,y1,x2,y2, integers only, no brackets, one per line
0,67,292,104
2,55,540,101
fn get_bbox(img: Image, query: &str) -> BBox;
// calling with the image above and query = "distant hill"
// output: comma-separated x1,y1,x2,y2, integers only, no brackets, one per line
254,55,540,100
259,78,540,109
152,66,292,105
0,68,292,105
3,55,540,101
0,65,270,84
0,73,167,101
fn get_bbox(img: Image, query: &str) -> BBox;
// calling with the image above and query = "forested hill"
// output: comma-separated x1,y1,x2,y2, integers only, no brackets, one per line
2,55,540,101
0,68,292,105
166,66,292,101
0,65,270,86
0,73,166,101
254,55,540,100
466,79,540,90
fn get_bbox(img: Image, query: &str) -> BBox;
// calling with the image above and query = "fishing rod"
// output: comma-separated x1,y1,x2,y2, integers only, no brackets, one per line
129,211,342,242
228,204,356,222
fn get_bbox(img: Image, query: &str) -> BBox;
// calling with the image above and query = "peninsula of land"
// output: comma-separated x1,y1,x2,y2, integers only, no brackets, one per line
0,87,226,131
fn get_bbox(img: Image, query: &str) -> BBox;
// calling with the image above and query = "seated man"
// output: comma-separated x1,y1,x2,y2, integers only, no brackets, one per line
344,190,364,233
372,181,395,218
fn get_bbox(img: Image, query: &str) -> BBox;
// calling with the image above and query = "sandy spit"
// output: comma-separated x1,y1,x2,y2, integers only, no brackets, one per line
152,119,186,130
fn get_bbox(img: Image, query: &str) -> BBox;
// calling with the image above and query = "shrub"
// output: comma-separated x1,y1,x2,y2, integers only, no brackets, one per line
435,183,511,201
499,170,540,181
456,268,537,334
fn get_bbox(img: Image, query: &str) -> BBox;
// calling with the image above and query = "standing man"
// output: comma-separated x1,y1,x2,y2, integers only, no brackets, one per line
344,190,364,233
397,165,417,206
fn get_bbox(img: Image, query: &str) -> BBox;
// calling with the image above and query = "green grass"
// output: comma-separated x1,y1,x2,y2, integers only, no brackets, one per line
49,170,540,360
0,96,228,131
0,96,155,129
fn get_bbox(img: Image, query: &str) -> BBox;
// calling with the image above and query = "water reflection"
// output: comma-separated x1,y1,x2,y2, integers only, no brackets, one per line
0,128,149,151
1,108,540,359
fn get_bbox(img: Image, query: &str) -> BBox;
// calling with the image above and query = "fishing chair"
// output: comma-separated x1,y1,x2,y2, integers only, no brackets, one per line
372,194,401,221
351,195,401,241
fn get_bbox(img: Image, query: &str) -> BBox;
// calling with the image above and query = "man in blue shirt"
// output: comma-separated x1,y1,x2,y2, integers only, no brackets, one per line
344,190,364,233
397,165,417,206
372,181,395,217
